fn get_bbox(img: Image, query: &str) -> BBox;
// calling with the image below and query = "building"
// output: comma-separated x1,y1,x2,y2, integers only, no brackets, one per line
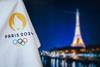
71,9,85,48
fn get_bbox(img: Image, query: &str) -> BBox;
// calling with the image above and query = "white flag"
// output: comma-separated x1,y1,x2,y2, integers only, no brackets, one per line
0,0,43,67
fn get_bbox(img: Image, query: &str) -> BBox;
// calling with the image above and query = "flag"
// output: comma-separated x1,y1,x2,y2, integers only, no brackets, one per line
0,0,43,67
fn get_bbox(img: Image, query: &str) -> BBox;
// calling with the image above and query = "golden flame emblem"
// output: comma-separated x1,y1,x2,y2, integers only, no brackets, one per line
9,13,26,31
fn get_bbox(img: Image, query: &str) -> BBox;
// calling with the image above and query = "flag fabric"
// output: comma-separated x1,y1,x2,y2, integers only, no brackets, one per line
0,0,42,67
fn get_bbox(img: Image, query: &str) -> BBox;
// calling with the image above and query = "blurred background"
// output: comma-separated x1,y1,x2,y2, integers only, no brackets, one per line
23,0,100,51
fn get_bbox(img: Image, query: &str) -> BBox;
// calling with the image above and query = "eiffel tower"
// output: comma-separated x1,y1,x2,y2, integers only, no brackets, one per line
71,9,85,48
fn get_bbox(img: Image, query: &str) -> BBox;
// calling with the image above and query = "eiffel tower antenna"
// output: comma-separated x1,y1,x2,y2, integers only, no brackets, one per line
71,9,85,48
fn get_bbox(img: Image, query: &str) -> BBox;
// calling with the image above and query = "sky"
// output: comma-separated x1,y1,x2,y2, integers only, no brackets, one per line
24,0,100,50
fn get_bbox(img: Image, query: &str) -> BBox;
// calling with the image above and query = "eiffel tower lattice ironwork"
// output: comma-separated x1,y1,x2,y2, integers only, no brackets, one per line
71,9,85,48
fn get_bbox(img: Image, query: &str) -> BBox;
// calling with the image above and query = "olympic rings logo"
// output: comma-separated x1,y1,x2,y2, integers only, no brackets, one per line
13,38,28,46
